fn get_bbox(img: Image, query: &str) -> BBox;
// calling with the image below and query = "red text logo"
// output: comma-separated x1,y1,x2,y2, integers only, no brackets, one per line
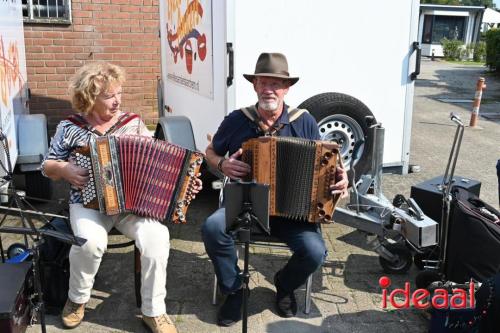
379,276,475,310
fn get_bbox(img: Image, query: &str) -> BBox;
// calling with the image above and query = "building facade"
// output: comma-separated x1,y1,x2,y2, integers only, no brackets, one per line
23,0,161,132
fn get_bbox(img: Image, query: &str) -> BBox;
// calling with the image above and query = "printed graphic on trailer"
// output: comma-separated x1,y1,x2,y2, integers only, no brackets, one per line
165,0,213,99
0,0,28,169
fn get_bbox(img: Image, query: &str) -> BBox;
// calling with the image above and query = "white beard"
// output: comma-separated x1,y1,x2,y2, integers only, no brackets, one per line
259,99,278,112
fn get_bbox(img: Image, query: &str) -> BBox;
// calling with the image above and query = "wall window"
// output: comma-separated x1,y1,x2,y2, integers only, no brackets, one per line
422,15,466,44
22,0,71,24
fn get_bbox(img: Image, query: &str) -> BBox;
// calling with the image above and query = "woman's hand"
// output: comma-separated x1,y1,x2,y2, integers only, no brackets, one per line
188,176,203,201
330,165,348,199
62,158,89,190
220,149,251,180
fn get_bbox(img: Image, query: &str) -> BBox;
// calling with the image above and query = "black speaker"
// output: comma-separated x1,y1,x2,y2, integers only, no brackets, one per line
410,175,481,223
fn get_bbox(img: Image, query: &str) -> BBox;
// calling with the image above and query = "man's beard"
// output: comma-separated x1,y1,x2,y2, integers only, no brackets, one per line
259,98,278,112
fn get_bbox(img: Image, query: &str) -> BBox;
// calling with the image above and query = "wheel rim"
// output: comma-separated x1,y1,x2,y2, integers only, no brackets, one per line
317,114,365,170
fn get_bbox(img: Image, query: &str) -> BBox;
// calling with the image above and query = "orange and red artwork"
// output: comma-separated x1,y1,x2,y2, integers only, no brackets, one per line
0,36,24,108
166,0,208,74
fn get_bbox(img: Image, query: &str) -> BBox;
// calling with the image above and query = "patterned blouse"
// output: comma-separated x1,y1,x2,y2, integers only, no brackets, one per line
42,112,150,204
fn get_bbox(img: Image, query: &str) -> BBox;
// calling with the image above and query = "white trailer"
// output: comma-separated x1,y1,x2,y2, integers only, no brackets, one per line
157,0,422,176
1,0,50,199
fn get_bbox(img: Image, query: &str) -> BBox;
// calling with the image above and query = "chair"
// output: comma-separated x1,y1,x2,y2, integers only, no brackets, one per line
211,177,314,315
107,228,141,308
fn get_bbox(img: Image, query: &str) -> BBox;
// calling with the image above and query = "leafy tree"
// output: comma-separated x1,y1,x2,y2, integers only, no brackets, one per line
421,0,496,7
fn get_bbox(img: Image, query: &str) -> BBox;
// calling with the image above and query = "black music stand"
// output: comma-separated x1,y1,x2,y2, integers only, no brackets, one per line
0,131,86,333
225,181,269,333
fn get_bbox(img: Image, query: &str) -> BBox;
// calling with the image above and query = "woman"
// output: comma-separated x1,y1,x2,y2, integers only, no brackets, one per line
42,62,199,333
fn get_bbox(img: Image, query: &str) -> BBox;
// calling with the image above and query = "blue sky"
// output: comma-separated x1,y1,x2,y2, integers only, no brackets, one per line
495,0,499,8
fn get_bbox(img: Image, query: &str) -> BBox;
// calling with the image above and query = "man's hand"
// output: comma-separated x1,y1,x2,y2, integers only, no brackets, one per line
220,149,251,180
62,158,89,190
330,165,348,198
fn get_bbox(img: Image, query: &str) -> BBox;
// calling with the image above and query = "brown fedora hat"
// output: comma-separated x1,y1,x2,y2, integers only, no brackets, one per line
243,52,299,85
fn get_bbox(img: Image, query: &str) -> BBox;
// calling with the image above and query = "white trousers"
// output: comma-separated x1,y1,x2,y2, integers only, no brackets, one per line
68,204,170,317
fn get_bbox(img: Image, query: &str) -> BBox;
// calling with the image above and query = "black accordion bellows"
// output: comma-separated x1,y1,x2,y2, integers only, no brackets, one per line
242,136,341,223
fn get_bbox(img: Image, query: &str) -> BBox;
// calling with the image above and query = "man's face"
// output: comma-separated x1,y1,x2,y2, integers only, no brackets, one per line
253,77,290,113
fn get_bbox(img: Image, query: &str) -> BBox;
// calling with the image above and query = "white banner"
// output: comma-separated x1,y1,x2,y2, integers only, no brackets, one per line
0,0,28,168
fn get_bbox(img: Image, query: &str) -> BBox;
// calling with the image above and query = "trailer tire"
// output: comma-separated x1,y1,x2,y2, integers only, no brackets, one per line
25,171,52,201
298,93,375,181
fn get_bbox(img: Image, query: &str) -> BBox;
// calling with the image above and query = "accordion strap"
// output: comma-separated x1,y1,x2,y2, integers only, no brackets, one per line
240,105,309,135
66,112,140,135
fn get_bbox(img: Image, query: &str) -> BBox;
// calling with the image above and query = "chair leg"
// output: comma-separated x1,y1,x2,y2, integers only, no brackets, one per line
304,274,312,314
212,274,218,305
134,246,142,308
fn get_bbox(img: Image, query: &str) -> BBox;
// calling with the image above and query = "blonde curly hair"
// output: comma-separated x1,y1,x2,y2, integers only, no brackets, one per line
69,62,125,114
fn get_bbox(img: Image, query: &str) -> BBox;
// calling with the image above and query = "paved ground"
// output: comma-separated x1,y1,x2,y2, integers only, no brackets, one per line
2,59,498,333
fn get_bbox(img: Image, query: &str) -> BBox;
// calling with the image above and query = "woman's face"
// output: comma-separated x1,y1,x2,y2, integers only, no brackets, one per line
91,84,122,121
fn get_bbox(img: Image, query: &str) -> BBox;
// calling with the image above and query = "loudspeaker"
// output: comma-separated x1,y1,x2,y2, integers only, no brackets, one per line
0,262,32,333
410,175,481,223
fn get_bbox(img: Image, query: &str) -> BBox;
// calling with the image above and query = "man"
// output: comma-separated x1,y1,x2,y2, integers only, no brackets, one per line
202,52,348,326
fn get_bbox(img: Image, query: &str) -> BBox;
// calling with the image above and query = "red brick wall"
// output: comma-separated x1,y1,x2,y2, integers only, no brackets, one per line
24,0,161,133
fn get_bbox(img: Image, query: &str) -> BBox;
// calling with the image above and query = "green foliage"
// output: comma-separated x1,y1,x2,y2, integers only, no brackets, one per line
441,38,464,60
485,29,500,71
473,41,486,62
420,0,495,7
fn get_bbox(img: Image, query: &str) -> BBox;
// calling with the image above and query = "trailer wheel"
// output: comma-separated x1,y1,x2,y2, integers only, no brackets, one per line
378,243,412,274
298,93,375,181
25,171,52,201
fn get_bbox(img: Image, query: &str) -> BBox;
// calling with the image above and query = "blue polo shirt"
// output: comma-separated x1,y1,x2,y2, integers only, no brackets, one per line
212,104,321,156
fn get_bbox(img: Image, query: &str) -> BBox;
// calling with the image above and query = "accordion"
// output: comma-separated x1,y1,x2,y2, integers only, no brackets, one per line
241,136,341,223
74,135,203,223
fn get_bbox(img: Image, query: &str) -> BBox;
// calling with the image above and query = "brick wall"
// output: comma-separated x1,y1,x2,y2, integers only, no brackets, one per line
24,0,161,133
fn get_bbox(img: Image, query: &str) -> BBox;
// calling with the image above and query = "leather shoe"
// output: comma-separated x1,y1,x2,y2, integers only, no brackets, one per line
217,288,247,327
274,271,297,318
61,299,85,329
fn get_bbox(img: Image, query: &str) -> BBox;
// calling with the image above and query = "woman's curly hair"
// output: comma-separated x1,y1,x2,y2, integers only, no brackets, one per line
69,62,125,114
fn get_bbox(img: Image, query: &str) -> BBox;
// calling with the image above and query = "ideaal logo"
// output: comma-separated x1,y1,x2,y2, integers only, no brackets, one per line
379,276,475,309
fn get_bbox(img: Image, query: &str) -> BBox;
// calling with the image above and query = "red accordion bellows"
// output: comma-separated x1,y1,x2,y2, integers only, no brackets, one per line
75,135,203,223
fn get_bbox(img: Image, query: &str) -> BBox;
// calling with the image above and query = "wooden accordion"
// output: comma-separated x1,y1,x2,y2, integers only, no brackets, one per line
241,136,341,223
74,135,203,223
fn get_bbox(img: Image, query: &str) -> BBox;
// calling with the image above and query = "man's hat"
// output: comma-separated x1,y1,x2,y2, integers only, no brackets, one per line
243,52,299,85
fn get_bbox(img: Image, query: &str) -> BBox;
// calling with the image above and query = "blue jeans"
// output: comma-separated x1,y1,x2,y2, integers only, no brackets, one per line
201,207,327,295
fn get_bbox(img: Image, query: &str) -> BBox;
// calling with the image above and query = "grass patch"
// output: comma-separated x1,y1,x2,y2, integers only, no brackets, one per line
446,60,485,66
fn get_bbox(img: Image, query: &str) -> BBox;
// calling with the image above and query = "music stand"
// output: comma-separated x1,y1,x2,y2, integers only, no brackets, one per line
0,131,86,333
225,181,269,333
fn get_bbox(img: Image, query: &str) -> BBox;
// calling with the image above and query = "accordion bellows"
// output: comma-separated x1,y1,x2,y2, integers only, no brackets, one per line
242,137,341,223
75,135,203,223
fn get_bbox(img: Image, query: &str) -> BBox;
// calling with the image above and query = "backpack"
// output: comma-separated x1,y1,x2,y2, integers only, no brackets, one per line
39,216,72,314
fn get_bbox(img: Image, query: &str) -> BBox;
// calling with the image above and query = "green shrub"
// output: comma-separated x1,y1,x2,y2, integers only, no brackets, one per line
473,41,486,62
485,29,500,72
441,38,464,60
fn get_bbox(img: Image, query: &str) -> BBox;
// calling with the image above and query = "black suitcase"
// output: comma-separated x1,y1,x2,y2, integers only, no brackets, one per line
0,262,32,333
445,187,500,284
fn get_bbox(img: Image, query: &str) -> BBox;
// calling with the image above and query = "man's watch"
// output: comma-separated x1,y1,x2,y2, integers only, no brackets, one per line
217,157,227,172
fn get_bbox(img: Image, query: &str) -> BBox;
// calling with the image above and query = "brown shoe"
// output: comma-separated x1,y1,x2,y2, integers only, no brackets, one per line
61,299,85,329
142,314,178,333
